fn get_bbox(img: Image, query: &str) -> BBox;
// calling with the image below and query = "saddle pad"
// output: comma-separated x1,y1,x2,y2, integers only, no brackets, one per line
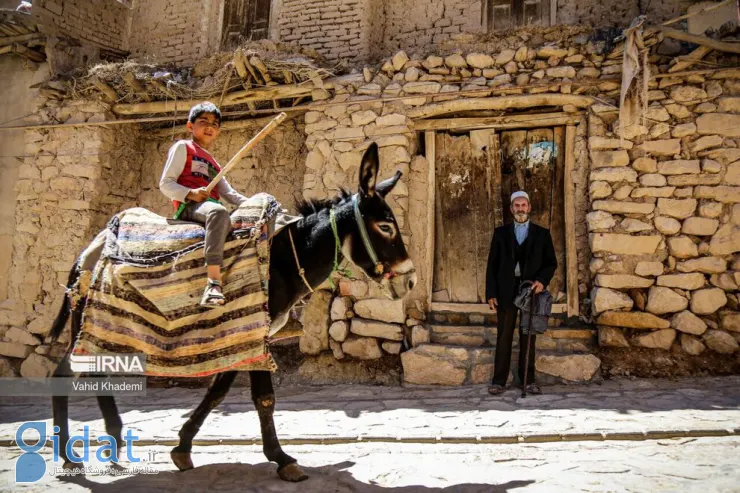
70,194,284,377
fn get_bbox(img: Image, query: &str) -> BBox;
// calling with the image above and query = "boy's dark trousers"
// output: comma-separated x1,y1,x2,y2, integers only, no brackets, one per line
491,278,537,387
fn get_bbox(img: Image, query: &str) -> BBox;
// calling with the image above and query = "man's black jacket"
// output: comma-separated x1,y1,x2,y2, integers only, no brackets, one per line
485,221,558,307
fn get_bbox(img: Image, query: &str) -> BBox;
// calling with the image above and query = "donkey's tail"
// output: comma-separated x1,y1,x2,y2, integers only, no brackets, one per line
46,260,81,343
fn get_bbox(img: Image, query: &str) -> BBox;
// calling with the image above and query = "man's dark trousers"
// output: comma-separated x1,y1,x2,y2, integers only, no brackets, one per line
491,278,536,387
485,222,557,388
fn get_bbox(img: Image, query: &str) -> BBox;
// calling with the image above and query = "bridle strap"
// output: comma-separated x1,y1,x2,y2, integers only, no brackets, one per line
288,227,314,293
352,194,384,275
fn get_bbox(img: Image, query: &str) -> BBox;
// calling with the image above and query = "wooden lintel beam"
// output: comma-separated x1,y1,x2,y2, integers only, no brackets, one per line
412,112,583,131
406,95,594,119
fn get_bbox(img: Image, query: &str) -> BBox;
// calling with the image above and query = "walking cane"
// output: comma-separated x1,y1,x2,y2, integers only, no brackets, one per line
173,112,287,220
521,290,537,399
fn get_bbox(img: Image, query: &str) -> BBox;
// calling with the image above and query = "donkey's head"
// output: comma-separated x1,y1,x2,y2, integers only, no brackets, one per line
343,143,416,300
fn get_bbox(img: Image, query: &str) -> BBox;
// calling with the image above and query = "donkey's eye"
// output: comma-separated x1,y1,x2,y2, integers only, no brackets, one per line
376,224,395,237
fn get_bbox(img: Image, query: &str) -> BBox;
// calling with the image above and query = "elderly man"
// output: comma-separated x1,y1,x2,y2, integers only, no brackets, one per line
485,191,557,395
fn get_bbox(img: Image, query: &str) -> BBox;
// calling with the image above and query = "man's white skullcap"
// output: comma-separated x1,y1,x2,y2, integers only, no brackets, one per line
511,191,529,202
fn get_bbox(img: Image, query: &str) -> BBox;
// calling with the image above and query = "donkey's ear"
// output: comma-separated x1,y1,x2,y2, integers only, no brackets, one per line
376,170,402,198
359,143,380,197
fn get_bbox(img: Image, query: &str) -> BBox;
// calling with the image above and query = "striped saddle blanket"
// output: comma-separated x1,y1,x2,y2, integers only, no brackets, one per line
71,194,291,378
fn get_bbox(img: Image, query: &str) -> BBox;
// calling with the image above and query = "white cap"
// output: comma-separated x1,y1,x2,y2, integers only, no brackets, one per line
510,191,530,202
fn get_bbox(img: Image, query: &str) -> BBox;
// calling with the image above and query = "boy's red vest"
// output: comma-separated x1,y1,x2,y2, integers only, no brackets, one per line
172,141,222,210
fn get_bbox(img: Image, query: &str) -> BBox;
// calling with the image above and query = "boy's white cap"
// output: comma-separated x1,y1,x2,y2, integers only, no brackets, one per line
511,191,530,202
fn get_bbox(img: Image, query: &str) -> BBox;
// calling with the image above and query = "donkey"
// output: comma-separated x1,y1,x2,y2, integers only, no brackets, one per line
44,142,416,482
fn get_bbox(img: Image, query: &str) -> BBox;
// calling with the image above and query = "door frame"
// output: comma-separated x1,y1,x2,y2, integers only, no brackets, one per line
420,111,584,317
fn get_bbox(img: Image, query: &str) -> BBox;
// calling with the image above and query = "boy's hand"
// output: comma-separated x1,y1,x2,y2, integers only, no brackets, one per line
187,188,210,203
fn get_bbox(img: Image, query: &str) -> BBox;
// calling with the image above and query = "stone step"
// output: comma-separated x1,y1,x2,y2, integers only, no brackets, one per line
429,325,597,351
400,343,602,386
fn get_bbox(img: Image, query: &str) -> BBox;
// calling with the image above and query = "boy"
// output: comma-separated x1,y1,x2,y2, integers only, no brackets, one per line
159,101,249,308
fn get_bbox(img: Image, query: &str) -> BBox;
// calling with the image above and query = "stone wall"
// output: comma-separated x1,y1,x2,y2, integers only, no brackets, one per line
0,95,143,378
0,58,50,305
32,0,132,52
589,73,740,357
138,121,307,216
128,0,213,66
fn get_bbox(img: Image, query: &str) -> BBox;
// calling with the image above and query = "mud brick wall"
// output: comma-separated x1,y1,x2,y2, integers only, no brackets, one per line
32,0,132,51
382,0,484,54
128,0,211,66
278,0,373,64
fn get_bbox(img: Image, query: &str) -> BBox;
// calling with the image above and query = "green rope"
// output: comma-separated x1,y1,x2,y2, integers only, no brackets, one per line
328,208,354,290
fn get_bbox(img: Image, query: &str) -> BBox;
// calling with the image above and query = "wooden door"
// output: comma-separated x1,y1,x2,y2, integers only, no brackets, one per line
499,127,566,297
222,0,271,49
433,131,496,303
432,126,567,304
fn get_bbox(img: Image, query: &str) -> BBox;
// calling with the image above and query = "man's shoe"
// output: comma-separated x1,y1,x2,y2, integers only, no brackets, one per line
523,383,542,395
487,384,505,395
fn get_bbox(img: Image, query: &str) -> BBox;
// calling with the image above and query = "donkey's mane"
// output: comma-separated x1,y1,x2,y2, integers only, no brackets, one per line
295,188,353,217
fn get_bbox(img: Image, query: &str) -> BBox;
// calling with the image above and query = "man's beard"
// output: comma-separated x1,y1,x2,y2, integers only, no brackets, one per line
514,212,529,223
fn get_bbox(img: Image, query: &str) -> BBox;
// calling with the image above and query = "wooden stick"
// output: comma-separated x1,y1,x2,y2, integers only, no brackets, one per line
0,32,41,46
204,112,287,193
122,72,152,102
90,76,119,103
661,26,740,55
219,63,233,107
564,124,579,318
669,45,713,73
249,55,275,85
661,0,733,26
11,43,45,62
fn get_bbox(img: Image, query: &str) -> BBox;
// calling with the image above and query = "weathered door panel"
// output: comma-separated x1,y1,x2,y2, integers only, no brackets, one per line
433,132,494,303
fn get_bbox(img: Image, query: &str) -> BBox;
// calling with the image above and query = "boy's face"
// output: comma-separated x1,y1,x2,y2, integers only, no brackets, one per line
187,112,221,147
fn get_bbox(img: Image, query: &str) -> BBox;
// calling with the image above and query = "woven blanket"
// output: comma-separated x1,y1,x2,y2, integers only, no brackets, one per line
71,193,292,378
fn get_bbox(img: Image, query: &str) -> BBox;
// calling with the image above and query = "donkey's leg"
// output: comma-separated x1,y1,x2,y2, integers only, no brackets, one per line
96,396,123,460
51,353,82,469
171,371,237,471
250,371,307,482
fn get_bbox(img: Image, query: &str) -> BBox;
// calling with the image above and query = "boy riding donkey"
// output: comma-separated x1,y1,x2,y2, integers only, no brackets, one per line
159,101,254,308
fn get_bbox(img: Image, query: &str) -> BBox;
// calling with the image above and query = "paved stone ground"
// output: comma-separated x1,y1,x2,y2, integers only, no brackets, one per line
1,438,739,492
0,376,739,492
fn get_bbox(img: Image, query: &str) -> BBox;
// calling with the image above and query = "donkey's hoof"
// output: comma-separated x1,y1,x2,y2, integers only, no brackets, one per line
62,460,85,472
278,462,308,482
170,450,194,471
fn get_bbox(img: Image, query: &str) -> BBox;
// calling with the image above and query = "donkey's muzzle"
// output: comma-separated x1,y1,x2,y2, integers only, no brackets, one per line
388,260,416,300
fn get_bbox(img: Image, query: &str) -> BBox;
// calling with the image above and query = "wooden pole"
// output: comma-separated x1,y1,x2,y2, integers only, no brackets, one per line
564,124,579,318
424,130,436,311
204,112,287,194
90,76,119,103
660,27,740,55
0,33,41,46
